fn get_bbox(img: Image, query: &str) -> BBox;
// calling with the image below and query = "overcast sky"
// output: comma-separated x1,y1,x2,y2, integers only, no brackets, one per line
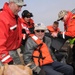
0,0,75,31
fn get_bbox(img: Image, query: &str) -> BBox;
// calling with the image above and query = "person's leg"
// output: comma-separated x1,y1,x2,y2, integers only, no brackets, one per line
71,45,75,75
52,61,73,75
41,64,63,75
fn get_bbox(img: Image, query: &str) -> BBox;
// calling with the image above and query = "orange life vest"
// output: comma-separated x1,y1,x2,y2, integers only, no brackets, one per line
47,25,60,33
29,34,54,66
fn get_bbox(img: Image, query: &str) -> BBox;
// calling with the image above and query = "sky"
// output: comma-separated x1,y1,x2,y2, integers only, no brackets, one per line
0,0,75,31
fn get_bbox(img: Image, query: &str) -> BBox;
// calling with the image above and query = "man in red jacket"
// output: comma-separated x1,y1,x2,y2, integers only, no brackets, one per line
0,0,26,65
51,10,75,74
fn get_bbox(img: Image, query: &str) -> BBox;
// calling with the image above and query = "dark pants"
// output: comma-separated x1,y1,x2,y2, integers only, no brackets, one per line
72,45,75,63
41,61,73,75
71,45,75,74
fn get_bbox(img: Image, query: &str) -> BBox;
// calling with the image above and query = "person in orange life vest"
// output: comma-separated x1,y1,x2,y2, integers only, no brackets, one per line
21,10,34,33
47,21,60,34
46,21,60,38
0,0,26,65
47,21,61,59
51,10,75,73
23,23,73,75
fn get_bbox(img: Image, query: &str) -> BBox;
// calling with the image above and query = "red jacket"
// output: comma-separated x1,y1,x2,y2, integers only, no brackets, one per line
21,18,30,34
0,3,22,63
28,19,34,28
21,18,30,40
22,18,34,28
64,11,75,37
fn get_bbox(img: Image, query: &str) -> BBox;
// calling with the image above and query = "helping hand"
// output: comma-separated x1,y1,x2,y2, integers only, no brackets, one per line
51,32,58,38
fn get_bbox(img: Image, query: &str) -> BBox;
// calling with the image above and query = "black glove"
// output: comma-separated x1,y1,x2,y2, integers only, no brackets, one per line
32,66,46,75
33,69,46,75
8,60,13,64
33,71,38,75
39,69,46,75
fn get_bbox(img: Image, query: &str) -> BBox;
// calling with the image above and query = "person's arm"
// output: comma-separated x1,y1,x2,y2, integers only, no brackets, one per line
51,30,72,40
57,32,72,40
23,37,42,74
0,20,13,64
52,19,75,39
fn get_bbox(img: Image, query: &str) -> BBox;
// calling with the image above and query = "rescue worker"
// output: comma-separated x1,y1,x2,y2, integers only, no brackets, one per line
45,21,60,38
0,0,26,65
20,10,32,54
23,23,73,75
21,10,34,33
47,21,60,50
21,10,31,45
47,21,64,61
51,10,75,74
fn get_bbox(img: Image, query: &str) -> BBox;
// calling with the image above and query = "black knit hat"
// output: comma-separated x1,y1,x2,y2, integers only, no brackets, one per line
22,10,33,18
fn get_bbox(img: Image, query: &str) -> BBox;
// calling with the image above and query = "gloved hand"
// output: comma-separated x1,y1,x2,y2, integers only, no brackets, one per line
0,53,13,64
8,60,13,64
33,66,41,75
38,69,46,75
33,66,46,75
51,32,57,38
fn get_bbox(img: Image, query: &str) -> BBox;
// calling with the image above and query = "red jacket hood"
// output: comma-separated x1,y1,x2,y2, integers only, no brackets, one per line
64,11,73,30
3,2,18,18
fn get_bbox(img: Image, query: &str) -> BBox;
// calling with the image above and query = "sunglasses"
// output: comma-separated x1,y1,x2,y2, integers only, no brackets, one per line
26,16,31,18
60,17,64,20
36,30,45,33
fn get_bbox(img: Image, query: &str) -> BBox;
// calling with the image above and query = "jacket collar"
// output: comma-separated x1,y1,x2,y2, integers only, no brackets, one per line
21,18,28,24
64,11,73,25
3,2,18,18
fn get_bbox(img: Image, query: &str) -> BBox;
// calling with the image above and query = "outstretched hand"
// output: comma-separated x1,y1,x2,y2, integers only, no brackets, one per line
51,32,58,38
